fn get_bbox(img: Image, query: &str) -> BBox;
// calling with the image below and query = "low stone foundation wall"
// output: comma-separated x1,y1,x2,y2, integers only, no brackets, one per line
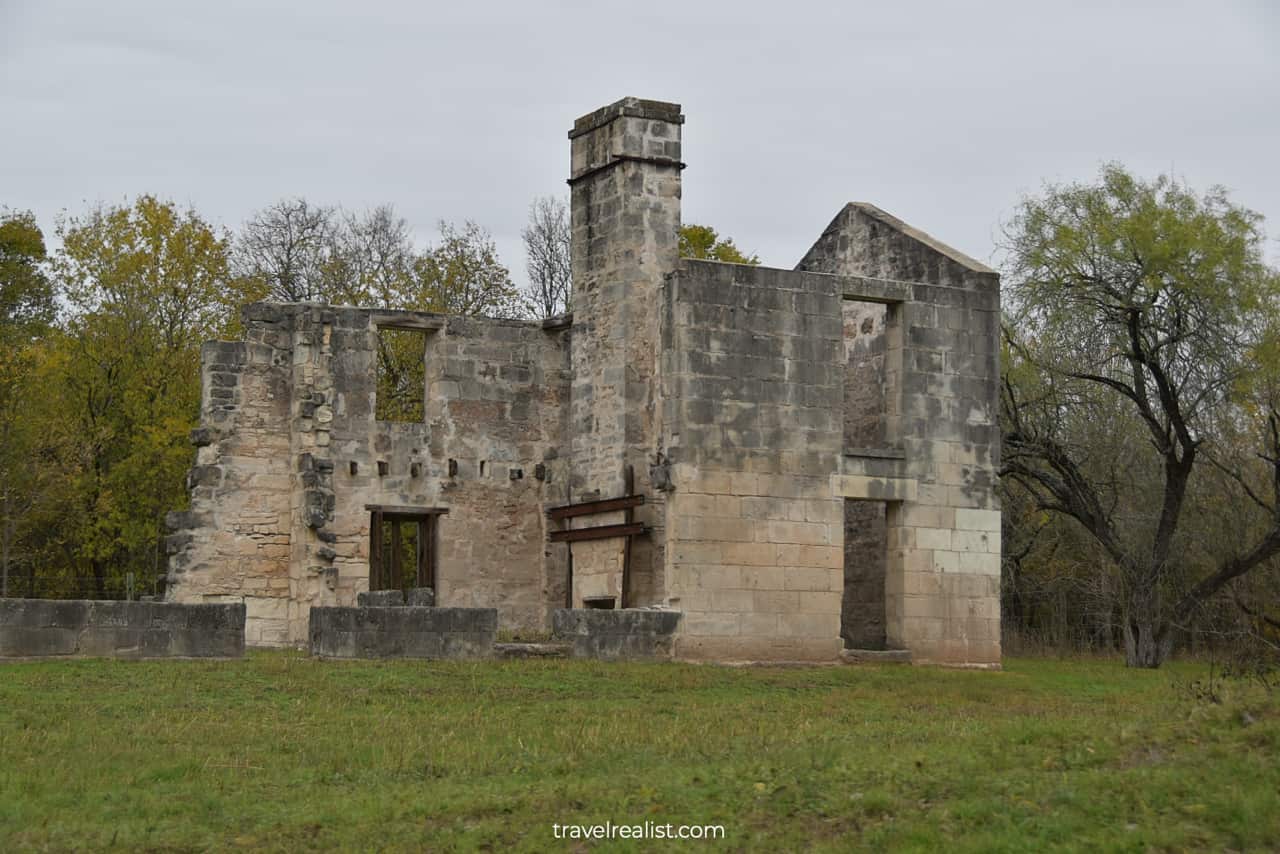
309,606,495,659
552,609,681,660
0,599,245,659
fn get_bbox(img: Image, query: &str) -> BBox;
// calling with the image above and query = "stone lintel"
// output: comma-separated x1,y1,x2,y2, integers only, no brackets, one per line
841,453,910,482
368,310,445,331
832,473,918,502
839,275,913,304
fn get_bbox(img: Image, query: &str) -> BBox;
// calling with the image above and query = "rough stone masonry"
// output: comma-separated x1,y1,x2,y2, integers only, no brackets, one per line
165,96,1002,666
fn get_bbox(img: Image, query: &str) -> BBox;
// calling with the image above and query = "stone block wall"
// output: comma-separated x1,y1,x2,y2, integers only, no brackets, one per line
551,608,681,659
564,98,682,609
165,327,294,646
0,599,245,658
164,96,1001,667
662,261,846,661
168,303,570,647
308,606,496,659
334,313,571,631
799,203,1002,666
356,587,435,607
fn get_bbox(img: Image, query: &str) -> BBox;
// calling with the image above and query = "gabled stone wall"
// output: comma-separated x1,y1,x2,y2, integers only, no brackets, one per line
799,203,1002,666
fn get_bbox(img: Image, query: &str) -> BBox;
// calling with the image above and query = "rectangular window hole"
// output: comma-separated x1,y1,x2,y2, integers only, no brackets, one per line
375,326,427,422
369,511,438,594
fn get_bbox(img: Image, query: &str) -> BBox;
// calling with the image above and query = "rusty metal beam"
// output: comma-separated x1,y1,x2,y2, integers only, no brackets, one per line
549,523,648,544
546,494,644,521
363,504,450,516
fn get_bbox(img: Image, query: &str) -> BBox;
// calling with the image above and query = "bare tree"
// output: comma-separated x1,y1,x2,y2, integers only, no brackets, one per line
321,205,417,307
234,198,334,302
236,200,522,318
521,196,571,318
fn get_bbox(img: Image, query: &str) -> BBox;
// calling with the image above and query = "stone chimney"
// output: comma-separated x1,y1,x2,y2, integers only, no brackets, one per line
565,97,683,606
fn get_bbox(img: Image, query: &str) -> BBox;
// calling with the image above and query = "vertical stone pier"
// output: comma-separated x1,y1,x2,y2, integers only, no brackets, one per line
565,97,683,607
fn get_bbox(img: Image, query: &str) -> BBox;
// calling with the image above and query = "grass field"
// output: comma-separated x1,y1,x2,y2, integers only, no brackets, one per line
0,653,1276,852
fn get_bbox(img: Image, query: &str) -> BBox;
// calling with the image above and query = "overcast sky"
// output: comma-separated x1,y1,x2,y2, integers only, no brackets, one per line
2,1,1277,287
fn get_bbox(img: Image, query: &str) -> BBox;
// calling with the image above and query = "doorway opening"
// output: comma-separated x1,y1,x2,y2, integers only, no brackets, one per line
843,498,887,650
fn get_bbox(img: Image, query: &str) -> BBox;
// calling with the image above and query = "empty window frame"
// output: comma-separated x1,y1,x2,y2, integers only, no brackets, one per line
375,326,427,422
841,297,904,452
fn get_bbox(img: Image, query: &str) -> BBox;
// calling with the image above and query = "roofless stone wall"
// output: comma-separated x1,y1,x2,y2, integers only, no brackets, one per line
165,96,1001,667
799,204,1002,666
661,261,846,661
167,304,569,647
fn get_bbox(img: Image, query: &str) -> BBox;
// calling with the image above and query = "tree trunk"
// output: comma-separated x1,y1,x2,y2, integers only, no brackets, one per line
1122,605,1173,668
92,558,106,600
1,487,10,598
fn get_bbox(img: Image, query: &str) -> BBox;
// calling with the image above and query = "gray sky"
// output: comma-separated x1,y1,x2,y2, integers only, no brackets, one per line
3,0,1278,286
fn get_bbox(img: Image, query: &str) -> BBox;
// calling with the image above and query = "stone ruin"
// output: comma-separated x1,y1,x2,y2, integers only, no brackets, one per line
164,97,1002,667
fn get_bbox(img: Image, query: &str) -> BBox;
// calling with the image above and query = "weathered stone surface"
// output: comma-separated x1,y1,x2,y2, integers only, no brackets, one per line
493,641,572,659
566,98,681,610
308,606,495,659
406,587,436,607
357,589,405,607
798,202,1002,667
551,608,681,660
840,647,912,665
164,96,1001,668
843,499,887,650
0,599,245,658
167,299,571,646
355,587,435,607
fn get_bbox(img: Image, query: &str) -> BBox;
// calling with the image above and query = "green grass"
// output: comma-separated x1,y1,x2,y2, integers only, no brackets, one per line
0,654,1276,852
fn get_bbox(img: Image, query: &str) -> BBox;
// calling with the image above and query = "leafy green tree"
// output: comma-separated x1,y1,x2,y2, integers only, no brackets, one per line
1001,164,1280,667
44,196,249,596
374,221,520,422
0,210,56,596
0,211,54,335
412,220,521,317
679,223,760,265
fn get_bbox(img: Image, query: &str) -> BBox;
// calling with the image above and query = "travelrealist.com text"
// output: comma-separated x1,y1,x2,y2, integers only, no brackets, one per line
551,821,726,841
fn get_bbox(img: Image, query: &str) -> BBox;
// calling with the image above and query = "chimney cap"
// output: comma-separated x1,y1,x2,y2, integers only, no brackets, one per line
569,97,683,139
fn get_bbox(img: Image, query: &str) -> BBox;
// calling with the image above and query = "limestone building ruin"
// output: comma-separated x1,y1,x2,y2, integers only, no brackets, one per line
165,97,1002,666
